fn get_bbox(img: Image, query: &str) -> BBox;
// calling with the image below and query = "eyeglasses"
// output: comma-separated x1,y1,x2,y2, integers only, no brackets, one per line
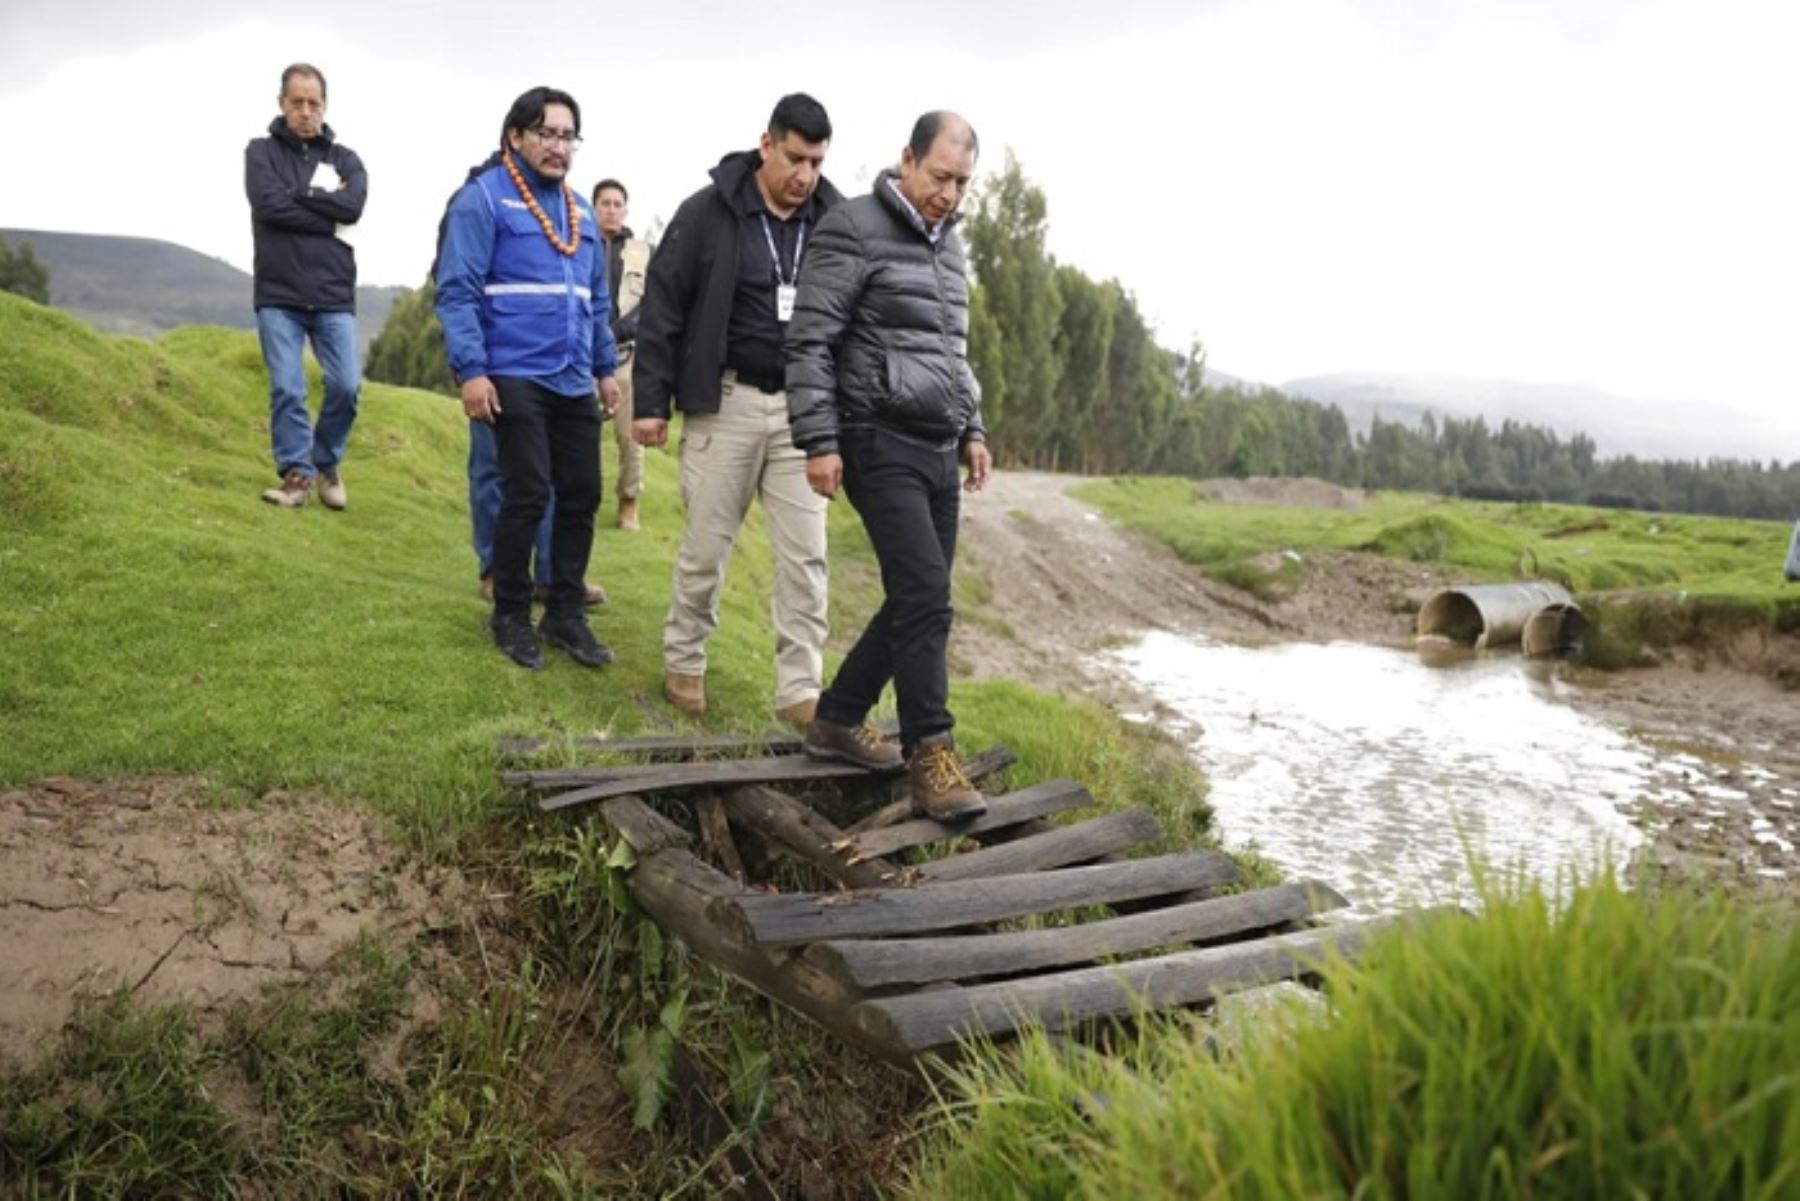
530,126,584,148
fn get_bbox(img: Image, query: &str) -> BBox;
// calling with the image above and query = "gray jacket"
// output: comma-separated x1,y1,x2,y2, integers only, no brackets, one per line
784,170,985,456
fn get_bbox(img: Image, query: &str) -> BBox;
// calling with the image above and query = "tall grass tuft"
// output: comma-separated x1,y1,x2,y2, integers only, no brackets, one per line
910,876,1800,1200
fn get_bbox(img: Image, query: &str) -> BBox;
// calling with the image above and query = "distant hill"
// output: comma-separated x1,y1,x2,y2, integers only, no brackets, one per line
0,228,405,350
1280,371,1798,463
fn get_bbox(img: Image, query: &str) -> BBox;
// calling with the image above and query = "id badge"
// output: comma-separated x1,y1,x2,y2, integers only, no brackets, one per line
777,283,797,323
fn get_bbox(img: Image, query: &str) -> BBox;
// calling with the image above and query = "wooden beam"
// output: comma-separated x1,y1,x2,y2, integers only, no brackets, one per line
914,810,1163,884
534,756,875,810
597,796,692,854
717,850,1241,947
500,731,805,760
721,786,896,890
694,792,747,882
842,780,1096,862
849,917,1391,1056
805,879,1351,989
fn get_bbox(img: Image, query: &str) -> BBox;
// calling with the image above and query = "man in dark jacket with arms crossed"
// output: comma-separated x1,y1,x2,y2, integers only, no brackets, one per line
244,63,367,510
786,112,991,820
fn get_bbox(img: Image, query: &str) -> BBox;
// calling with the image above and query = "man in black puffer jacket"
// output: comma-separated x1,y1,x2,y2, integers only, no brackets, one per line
786,111,992,822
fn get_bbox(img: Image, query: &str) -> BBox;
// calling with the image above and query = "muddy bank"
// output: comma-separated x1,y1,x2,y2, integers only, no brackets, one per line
954,471,1800,899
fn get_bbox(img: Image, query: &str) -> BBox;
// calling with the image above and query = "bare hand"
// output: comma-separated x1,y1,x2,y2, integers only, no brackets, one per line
633,418,669,447
807,453,843,500
461,376,500,424
962,440,992,493
597,376,622,419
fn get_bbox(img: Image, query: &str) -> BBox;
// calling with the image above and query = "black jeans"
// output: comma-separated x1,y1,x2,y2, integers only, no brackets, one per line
817,427,960,754
490,377,601,620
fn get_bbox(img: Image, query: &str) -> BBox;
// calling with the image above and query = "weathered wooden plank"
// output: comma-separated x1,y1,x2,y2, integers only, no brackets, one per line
500,731,806,760
914,810,1162,884
597,796,692,854
843,780,1096,862
694,792,747,882
850,917,1391,1056
721,786,896,890
718,850,1241,947
806,879,1351,989
535,756,876,811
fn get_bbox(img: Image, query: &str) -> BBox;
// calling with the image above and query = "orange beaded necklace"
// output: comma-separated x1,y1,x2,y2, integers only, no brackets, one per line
502,150,582,257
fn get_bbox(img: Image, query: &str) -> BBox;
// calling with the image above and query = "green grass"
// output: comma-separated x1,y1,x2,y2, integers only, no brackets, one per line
1074,476,1800,661
0,294,1197,856
909,875,1800,1200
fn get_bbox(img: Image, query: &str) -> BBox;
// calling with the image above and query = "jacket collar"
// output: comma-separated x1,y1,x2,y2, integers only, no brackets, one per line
709,148,843,216
267,115,335,150
876,167,962,240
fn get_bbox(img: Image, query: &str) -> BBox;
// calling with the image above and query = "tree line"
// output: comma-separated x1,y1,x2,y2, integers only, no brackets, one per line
365,158,1799,522
0,235,51,304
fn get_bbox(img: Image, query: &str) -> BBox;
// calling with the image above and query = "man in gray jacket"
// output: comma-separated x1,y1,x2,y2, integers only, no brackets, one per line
784,111,991,821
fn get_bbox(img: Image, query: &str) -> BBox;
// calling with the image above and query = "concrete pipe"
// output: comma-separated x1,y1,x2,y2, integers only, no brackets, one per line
1416,581,1577,650
1521,602,1589,657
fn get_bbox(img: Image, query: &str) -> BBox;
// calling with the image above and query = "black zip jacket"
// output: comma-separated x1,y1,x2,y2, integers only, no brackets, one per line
633,149,841,420
784,171,986,456
244,117,367,312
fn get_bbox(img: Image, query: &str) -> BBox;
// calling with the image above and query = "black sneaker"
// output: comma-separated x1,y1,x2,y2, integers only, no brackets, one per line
490,614,542,670
538,613,614,668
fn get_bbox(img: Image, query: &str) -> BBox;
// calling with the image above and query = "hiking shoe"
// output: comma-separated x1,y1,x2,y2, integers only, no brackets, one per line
803,716,904,773
260,469,311,508
908,735,986,822
489,614,541,670
479,573,494,603
316,469,347,511
533,581,608,606
539,613,613,668
664,670,706,717
618,498,640,531
775,697,818,732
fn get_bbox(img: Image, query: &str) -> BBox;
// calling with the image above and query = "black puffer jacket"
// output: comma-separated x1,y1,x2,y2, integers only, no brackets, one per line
784,171,985,456
634,150,842,420
244,118,367,312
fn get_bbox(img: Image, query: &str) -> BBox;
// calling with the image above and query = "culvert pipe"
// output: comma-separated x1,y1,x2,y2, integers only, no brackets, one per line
1416,582,1578,650
1521,602,1589,657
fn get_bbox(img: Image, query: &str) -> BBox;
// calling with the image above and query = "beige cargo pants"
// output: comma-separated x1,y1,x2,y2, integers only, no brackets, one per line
612,350,644,501
664,372,827,709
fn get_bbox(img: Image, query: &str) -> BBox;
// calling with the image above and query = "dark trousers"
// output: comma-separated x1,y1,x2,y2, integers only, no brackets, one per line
817,427,960,755
490,377,601,620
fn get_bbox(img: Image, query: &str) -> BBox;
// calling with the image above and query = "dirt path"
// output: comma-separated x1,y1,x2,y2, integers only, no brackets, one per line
954,470,1800,898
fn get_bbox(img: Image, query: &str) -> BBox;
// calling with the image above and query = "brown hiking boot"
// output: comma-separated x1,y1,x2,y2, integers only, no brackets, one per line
260,469,311,508
803,716,904,773
618,498,640,531
775,697,818,732
908,735,986,822
664,670,706,717
316,469,347,511
479,573,494,603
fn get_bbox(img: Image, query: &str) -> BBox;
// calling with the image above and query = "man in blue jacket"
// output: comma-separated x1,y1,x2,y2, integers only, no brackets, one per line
244,63,367,510
436,87,620,671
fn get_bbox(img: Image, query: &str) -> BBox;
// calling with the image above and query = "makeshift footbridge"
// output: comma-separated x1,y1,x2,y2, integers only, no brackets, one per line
501,732,1392,1068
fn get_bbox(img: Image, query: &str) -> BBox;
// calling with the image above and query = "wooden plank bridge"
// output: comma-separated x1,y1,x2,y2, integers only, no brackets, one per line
504,733,1387,1068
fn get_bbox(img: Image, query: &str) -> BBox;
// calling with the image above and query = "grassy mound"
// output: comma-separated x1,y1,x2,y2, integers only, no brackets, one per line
911,877,1800,1199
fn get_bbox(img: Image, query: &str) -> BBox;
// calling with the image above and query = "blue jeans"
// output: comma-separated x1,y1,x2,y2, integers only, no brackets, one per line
255,307,360,479
469,418,552,586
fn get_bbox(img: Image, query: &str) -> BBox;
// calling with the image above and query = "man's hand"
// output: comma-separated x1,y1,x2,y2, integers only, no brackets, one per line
962,439,992,493
633,418,669,447
461,375,501,424
597,376,622,419
807,453,843,500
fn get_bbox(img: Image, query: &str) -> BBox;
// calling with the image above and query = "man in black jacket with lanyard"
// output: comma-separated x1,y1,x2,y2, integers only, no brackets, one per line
244,63,367,511
785,112,991,821
632,94,838,727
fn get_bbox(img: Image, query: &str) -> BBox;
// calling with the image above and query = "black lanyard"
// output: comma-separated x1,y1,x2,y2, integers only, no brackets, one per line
758,213,807,285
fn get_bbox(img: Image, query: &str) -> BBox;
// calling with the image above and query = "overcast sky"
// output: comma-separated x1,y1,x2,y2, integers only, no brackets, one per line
2,0,1795,444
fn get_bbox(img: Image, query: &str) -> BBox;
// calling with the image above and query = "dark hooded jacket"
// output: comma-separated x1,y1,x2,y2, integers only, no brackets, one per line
632,150,842,420
784,170,986,456
244,117,367,312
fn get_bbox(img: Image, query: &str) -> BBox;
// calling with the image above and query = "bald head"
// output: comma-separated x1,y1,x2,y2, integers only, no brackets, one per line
899,111,980,228
908,111,980,163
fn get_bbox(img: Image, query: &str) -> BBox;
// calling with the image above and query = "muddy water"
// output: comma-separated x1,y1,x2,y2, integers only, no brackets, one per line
1104,632,1680,915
